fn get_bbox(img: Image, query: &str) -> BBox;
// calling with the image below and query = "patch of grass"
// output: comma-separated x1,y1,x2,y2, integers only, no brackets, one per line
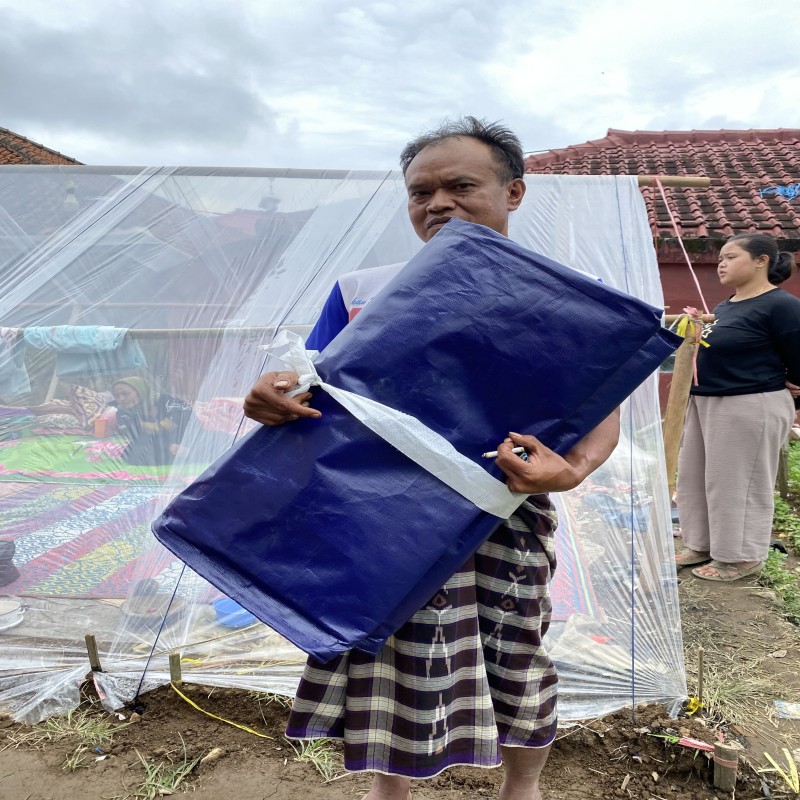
286,737,344,782
7,707,126,750
7,707,126,775
773,438,800,551
773,496,800,553
788,439,800,489
254,691,293,709
758,549,800,624
699,654,780,726
126,735,201,800
62,745,89,772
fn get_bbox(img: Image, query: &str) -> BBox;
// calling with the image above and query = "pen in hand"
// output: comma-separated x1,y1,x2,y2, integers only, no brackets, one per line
481,446,527,459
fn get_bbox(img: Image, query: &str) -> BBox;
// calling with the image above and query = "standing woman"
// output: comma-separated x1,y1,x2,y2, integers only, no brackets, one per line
676,233,800,581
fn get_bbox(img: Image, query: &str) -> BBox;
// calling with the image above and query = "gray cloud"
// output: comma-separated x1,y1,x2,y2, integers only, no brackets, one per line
1,0,798,170
0,5,275,146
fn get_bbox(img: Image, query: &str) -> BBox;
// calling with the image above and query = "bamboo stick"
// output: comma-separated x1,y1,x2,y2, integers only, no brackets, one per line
17,302,242,309
697,646,704,708
126,325,312,338
3,324,313,337
638,176,711,189
662,317,703,497
664,314,714,325
777,441,790,500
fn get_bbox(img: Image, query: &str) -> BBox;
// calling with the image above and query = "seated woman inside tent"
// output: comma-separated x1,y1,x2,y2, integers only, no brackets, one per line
112,377,193,465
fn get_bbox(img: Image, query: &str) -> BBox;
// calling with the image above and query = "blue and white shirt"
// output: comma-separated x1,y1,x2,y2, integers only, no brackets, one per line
306,259,600,351
306,263,404,350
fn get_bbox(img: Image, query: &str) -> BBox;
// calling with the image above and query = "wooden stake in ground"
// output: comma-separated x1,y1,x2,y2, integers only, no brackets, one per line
697,646,704,710
169,652,183,686
84,634,102,673
777,440,790,500
713,742,739,791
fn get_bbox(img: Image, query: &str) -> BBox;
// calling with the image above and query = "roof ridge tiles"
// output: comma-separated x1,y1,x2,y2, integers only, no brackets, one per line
0,126,81,165
524,127,800,237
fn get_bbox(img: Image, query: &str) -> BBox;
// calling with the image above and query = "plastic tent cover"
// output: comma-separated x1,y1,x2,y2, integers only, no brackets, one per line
0,166,686,723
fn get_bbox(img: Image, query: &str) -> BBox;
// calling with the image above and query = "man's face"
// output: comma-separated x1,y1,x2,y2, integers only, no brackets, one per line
404,136,526,242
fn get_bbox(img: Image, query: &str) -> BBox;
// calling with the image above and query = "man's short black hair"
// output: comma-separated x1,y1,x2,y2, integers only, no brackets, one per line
399,116,525,183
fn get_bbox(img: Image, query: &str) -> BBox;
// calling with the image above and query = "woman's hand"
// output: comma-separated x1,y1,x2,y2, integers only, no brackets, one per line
786,380,800,399
243,371,321,426
495,432,581,494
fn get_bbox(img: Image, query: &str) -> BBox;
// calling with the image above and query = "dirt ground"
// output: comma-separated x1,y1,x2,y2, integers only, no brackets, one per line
2,560,800,800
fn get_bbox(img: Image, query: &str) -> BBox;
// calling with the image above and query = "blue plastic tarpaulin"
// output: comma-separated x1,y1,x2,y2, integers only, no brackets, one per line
152,219,681,662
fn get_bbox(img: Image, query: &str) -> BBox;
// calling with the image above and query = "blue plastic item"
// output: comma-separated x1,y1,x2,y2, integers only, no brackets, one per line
212,597,257,628
153,219,681,662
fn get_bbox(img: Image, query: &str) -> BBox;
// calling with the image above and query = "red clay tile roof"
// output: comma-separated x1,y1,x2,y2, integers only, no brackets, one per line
524,129,800,239
0,126,82,166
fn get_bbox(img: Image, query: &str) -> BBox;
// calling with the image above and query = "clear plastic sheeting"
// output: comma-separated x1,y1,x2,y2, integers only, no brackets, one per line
512,177,686,717
0,167,685,724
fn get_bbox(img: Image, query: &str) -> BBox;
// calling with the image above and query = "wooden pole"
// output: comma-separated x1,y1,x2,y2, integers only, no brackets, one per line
713,742,739,791
84,634,102,672
5,324,313,339
697,646,704,709
638,175,711,189
169,652,182,686
126,325,312,339
777,441,790,500
664,314,714,325
662,316,702,498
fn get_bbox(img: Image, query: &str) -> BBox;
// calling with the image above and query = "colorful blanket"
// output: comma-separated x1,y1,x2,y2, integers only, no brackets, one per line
0,481,172,597
549,496,601,621
0,434,186,484
0,433,603,613
0,434,200,598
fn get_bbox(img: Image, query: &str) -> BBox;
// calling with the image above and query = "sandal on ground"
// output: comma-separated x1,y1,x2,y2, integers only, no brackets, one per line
674,548,711,567
691,560,764,582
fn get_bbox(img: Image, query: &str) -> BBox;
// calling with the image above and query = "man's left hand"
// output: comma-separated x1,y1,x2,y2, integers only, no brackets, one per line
494,409,620,495
495,432,581,494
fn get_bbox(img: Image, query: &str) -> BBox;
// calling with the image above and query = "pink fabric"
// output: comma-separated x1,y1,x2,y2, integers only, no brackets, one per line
193,397,254,436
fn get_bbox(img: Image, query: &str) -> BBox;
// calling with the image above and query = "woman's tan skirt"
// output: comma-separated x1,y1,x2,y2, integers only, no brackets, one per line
677,390,795,562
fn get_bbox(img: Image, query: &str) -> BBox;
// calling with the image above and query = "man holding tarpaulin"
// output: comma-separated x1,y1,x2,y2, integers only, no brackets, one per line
244,118,620,800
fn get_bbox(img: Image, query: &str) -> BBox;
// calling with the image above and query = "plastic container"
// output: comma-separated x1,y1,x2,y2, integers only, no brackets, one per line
212,597,257,628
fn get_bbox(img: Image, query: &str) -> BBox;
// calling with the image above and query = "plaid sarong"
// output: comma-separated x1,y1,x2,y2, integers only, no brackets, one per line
286,494,558,779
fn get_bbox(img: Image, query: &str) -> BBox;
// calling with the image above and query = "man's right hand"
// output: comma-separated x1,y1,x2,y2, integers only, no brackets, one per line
243,371,322,426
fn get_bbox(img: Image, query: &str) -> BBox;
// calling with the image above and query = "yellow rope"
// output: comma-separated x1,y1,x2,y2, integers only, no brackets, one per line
170,682,273,739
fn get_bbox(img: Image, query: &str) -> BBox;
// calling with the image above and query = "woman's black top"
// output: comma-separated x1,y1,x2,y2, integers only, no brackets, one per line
691,288,800,407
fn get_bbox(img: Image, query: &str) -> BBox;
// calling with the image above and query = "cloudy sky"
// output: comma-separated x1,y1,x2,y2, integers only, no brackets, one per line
2,0,799,170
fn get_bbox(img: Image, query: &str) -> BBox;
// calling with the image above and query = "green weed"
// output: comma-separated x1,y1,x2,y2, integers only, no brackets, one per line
6,707,126,775
62,745,89,772
758,549,800,624
7,707,125,750
254,691,293,709
773,496,800,553
127,735,201,799
286,737,344,782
